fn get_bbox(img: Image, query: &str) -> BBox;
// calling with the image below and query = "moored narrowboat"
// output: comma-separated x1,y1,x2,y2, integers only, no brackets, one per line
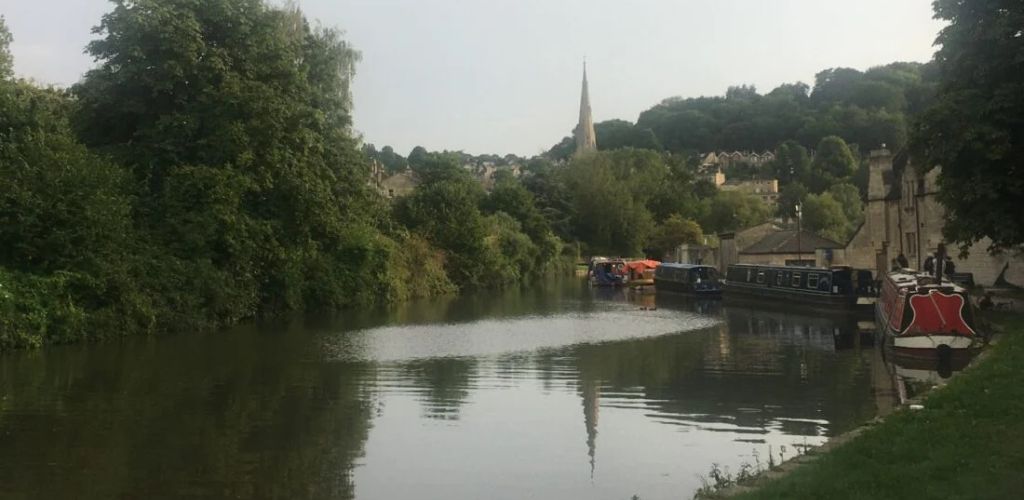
723,264,872,308
625,259,660,287
588,257,627,286
875,270,979,351
653,263,722,296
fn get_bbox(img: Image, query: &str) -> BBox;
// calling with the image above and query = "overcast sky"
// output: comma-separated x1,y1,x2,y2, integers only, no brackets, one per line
1,0,944,156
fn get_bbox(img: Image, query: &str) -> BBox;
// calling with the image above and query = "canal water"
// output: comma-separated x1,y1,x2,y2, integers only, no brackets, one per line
0,279,947,499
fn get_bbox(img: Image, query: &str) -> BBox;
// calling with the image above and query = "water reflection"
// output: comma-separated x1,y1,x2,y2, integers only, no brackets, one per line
883,348,977,403
0,279,927,500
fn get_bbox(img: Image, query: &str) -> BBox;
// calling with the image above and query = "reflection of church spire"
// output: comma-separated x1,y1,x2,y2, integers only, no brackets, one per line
581,377,600,478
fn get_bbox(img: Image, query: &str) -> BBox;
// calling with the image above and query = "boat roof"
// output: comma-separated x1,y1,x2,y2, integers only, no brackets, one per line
886,270,967,293
728,263,847,272
659,263,716,270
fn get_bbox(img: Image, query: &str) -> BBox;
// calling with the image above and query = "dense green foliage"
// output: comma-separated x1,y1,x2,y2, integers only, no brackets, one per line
518,149,769,258
912,0,1024,251
2,1,506,350
395,154,570,288
547,63,932,159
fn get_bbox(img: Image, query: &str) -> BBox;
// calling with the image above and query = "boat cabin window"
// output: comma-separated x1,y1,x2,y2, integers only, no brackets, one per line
792,273,801,287
808,273,819,289
746,268,752,282
756,271,766,284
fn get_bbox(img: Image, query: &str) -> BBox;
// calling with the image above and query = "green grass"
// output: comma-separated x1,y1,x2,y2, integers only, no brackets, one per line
733,312,1024,500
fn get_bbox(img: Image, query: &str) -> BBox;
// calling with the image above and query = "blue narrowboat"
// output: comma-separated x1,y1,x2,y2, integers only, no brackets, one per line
653,263,722,296
723,264,873,308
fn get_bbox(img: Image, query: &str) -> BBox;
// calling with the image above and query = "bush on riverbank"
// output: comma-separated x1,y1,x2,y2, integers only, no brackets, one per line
727,313,1024,499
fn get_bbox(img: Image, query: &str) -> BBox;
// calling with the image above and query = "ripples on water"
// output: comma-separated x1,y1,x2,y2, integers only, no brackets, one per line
0,279,946,500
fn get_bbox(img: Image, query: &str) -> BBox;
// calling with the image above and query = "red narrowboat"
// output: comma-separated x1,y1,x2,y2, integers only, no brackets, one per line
875,270,979,351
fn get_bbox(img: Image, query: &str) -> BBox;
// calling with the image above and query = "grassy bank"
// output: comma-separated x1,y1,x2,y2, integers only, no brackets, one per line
725,312,1024,499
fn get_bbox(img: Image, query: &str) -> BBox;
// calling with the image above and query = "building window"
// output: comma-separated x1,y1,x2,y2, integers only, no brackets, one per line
808,273,819,289
792,273,801,287
906,232,917,257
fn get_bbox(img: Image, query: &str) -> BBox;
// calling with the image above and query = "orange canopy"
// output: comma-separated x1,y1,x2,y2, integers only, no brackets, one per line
625,260,661,272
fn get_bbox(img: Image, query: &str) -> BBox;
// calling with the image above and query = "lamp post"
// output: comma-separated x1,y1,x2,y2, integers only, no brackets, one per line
795,202,803,265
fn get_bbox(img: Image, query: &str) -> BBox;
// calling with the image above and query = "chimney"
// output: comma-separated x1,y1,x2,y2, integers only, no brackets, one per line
867,147,893,201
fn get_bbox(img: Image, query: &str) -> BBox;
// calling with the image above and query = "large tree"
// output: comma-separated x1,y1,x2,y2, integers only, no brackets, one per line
912,0,1024,250
73,0,380,315
0,17,11,79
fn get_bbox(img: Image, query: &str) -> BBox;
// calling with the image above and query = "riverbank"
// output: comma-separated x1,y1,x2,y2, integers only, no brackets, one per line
711,311,1024,499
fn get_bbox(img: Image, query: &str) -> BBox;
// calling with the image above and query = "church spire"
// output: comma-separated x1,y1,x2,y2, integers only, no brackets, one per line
574,61,597,155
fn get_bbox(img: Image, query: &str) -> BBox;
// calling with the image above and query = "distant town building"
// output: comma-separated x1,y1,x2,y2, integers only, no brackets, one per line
379,170,417,199
719,178,780,205
573,62,597,155
702,165,780,205
701,150,776,170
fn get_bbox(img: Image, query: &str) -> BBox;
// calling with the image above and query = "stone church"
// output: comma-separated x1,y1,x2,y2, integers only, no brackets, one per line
835,148,1023,287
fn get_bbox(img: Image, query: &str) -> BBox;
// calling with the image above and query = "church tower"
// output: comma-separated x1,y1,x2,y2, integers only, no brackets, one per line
574,62,598,155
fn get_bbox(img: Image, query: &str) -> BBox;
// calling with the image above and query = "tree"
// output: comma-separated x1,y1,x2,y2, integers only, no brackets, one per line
701,191,772,234
73,0,380,315
648,215,704,259
828,182,864,229
378,145,408,173
408,145,429,169
482,176,551,244
0,32,152,346
809,136,857,192
912,0,1024,251
802,193,853,243
560,152,655,256
394,159,489,288
777,182,808,219
594,119,662,151
0,17,12,79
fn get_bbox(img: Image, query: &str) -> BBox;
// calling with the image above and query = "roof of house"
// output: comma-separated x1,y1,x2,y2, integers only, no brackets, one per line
740,229,843,254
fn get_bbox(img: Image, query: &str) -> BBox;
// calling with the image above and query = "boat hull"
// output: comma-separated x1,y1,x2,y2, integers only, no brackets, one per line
654,278,722,296
724,282,857,308
874,300,976,351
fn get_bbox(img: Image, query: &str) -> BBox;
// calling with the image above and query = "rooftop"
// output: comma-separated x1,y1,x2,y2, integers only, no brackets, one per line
740,229,843,255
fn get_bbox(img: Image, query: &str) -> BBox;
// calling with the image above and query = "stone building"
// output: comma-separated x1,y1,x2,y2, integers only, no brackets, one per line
834,148,1023,286
718,178,780,206
701,166,780,206
738,229,843,267
716,222,783,270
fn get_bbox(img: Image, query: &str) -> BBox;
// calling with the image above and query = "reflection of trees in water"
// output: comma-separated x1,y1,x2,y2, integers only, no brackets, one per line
0,329,376,500
320,277,592,332
397,358,478,420
549,304,878,442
